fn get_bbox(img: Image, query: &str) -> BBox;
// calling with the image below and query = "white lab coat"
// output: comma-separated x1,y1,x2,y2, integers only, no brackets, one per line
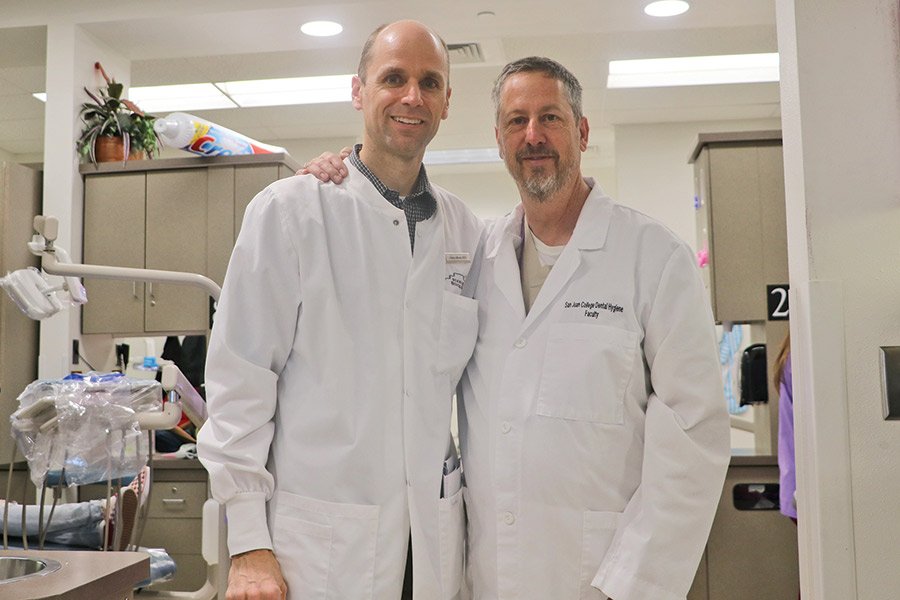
198,163,483,600
458,179,730,600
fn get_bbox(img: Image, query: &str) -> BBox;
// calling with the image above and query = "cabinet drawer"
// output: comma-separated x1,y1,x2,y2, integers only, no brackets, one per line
150,481,207,518
146,552,208,592
139,516,202,554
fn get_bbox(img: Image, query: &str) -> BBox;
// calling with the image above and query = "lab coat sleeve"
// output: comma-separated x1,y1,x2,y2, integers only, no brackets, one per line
592,243,730,600
197,185,302,556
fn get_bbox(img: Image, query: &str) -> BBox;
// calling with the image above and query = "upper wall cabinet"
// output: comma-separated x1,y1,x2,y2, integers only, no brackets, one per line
81,155,297,335
690,132,787,324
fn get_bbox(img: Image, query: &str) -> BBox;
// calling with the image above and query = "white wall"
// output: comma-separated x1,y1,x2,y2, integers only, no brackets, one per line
777,0,900,597
39,22,130,381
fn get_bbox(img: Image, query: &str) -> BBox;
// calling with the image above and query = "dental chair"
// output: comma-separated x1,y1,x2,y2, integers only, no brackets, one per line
1,215,228,598
2,365,224,596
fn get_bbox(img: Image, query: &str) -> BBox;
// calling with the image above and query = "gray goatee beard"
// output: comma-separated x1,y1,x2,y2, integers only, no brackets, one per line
521,167,564,201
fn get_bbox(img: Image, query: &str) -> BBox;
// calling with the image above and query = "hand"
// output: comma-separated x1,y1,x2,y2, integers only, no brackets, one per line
226,549,287,600
297,147,353,183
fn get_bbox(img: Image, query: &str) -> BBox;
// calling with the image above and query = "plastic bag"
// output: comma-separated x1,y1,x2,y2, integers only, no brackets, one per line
10,372,162,488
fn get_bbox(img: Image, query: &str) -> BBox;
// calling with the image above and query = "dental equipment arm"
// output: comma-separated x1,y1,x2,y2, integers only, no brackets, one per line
161,363,208,427
32,215,222,303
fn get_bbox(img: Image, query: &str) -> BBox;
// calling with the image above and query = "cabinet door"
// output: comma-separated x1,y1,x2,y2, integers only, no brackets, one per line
145,169,209,333
707,144,768,322
82,173,146,334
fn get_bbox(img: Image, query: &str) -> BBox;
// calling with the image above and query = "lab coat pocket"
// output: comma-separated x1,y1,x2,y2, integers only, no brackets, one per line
271,513,333,600
579,510,620,600
437,291,479,384
536,323,638,424
438,486,466,599
272,491,380,600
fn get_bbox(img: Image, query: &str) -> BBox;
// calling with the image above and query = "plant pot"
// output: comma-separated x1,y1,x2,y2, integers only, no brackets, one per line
94,136,144,163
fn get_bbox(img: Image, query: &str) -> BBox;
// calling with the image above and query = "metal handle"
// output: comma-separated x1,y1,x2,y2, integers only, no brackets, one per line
132,281,138,298
162,498,186,506
149,282,156,306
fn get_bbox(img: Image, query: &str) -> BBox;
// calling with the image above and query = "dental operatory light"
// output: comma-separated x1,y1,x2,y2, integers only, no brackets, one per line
607,53,780,88
300,20,343,37
644,1,690,17
0,237,86,320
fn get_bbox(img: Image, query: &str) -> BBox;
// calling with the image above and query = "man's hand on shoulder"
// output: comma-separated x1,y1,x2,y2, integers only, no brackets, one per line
227,548,287,600
296,147,352,183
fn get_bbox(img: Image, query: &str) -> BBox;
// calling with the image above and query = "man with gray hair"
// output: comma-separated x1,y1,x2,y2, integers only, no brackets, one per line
303,56,730,600
457,56,729,599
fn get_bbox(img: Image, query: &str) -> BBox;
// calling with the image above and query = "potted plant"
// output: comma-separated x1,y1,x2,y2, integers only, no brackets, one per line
77,62,161,167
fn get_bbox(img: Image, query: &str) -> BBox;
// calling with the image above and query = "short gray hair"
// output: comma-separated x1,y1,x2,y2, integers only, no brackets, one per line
491,56,583,123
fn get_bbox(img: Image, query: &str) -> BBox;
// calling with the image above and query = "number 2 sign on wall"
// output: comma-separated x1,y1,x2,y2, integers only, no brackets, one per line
767,284,789,320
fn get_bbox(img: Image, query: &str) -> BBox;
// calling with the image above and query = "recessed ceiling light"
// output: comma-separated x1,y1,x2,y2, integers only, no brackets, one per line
301,20,343,37
644,1,690,17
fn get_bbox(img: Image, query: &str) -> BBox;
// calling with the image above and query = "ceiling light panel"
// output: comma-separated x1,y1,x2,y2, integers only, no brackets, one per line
607,53,779,88
217,74,354,107
128,83,237,112
423,148,501,165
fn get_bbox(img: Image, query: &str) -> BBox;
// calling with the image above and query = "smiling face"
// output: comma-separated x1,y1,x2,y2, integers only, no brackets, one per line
495,72,588,201
352,21,451,167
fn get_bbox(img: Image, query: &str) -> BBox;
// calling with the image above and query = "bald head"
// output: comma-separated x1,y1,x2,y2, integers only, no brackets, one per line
358,20,450,83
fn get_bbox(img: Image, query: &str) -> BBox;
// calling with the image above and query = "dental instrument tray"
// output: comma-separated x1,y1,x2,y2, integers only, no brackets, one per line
10,372,163,488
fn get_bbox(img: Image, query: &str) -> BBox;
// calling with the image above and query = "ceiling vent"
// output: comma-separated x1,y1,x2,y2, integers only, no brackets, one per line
448,43,484,64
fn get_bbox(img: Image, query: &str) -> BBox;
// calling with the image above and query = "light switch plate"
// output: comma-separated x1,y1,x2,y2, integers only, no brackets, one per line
879,346,900,420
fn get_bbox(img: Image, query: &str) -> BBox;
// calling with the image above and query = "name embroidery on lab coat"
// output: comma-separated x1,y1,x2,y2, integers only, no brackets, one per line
446,272,466,290
564,300,624,319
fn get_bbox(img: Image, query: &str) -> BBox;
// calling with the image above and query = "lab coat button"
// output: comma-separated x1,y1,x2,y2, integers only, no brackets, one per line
503,512,515,525
500,421,511,433
393,219,400,226
514,338,527,349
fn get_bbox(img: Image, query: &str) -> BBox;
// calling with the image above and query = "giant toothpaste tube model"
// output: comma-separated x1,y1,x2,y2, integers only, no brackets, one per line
154,112,289,157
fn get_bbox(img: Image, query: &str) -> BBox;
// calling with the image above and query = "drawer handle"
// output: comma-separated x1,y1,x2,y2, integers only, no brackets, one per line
162,498,186,506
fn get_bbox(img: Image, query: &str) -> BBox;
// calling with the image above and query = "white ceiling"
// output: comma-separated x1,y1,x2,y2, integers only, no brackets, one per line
0,0,780,159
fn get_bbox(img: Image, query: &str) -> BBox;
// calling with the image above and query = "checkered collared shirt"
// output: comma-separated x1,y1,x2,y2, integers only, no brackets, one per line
349,144,437,253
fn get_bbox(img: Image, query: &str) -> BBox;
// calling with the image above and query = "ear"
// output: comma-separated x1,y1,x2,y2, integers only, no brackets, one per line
579,116,590,152
441,85,452,120
495,126,504,159
351,76,363,111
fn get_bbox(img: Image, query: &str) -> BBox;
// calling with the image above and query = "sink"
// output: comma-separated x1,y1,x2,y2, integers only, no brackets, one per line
0,556,62,584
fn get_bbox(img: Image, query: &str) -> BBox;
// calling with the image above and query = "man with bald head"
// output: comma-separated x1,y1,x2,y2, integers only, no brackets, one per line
198,21,482,600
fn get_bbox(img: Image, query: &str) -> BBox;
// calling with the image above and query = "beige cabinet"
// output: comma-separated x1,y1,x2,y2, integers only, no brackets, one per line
81,155,297,335
690,131,787,324
0,162,41,465
688,457,800,600
80,458,211,593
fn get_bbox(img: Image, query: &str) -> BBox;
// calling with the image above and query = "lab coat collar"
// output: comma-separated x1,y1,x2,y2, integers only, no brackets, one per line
567,177,613,252
485,177,615,329
485,177,612,260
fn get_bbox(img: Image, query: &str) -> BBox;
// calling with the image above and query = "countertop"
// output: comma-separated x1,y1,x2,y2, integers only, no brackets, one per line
0,549,148,600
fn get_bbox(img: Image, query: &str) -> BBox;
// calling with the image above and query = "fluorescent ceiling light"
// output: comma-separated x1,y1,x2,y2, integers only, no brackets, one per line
301,20,343,37
129,83,237,112
423,148,501,165
607,53,779,88
644,1,690,17
217,75,353,107
38,74,355,112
